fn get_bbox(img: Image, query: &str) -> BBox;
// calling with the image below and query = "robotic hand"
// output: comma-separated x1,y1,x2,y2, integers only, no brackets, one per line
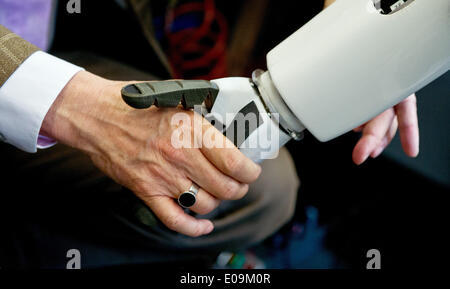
122,0,450,163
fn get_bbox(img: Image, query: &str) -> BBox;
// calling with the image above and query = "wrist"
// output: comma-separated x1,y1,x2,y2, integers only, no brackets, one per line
41,70,130,153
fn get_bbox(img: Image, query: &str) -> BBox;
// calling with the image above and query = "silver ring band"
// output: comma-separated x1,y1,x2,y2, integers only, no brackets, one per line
178,183,200,208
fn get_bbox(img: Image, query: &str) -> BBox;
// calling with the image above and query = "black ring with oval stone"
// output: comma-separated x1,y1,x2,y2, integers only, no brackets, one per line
178,191,197,208
178,183,200,209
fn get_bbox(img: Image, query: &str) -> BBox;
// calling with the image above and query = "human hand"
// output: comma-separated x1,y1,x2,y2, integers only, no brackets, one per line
41,71,261,237
352,94,419,165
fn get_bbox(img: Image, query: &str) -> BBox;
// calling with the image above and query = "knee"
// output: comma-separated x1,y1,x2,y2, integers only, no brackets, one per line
264,147,300,225
247,147,300,237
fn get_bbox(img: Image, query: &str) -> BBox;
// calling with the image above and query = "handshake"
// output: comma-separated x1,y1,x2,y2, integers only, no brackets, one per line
41,69,418,238
121,75,293,163
41,0,448,237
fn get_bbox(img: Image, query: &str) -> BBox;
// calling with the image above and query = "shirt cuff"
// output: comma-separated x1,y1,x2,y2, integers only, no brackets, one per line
0,51,84,153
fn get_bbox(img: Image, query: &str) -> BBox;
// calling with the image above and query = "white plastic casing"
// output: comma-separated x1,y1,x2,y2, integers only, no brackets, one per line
267,0,450,141
210,77,291,162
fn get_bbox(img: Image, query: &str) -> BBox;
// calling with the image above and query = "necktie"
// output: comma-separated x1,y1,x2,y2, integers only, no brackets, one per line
0,0,53,50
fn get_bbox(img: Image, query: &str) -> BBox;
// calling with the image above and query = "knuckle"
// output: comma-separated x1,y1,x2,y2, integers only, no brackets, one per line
195,205,212,216
157,138,188,163
131,173,161,196
402,122,416,132
173,110,195,130
221,182,240,200
248,167,262,183
224,153,244,175
400,94,417,108
154,137,171,153
237,184,249,199
197,200,219,216
189,224,203,237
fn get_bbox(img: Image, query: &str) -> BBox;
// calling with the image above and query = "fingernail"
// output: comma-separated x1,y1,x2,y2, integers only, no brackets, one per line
411,145,419,158
359,152,370,165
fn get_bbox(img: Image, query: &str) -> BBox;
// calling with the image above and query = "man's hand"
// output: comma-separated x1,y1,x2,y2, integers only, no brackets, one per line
41,71,261,237
352,94,419,165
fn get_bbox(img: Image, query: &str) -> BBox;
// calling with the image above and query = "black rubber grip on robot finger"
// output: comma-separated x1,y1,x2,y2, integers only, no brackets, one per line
121,80,219,110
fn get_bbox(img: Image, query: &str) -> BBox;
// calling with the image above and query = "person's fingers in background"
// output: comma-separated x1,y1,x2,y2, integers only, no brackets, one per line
352,108,396,165
394,94,419,157
370,117,398,158
352,93,419,165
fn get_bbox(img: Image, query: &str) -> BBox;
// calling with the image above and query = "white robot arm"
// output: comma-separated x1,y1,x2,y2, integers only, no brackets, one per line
208,0,449,161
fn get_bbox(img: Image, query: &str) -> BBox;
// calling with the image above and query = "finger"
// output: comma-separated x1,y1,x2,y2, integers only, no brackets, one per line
352,135,377,165
394,94,419,157
146,196,214,237
190,188,221,215
171,177,221,215
371,117,398,158
352,108,395,165
353,124,366,132
198,118,261,184
183,148,250,201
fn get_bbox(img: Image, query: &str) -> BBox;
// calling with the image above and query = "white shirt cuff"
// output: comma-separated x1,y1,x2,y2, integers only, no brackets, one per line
0,51,84,153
